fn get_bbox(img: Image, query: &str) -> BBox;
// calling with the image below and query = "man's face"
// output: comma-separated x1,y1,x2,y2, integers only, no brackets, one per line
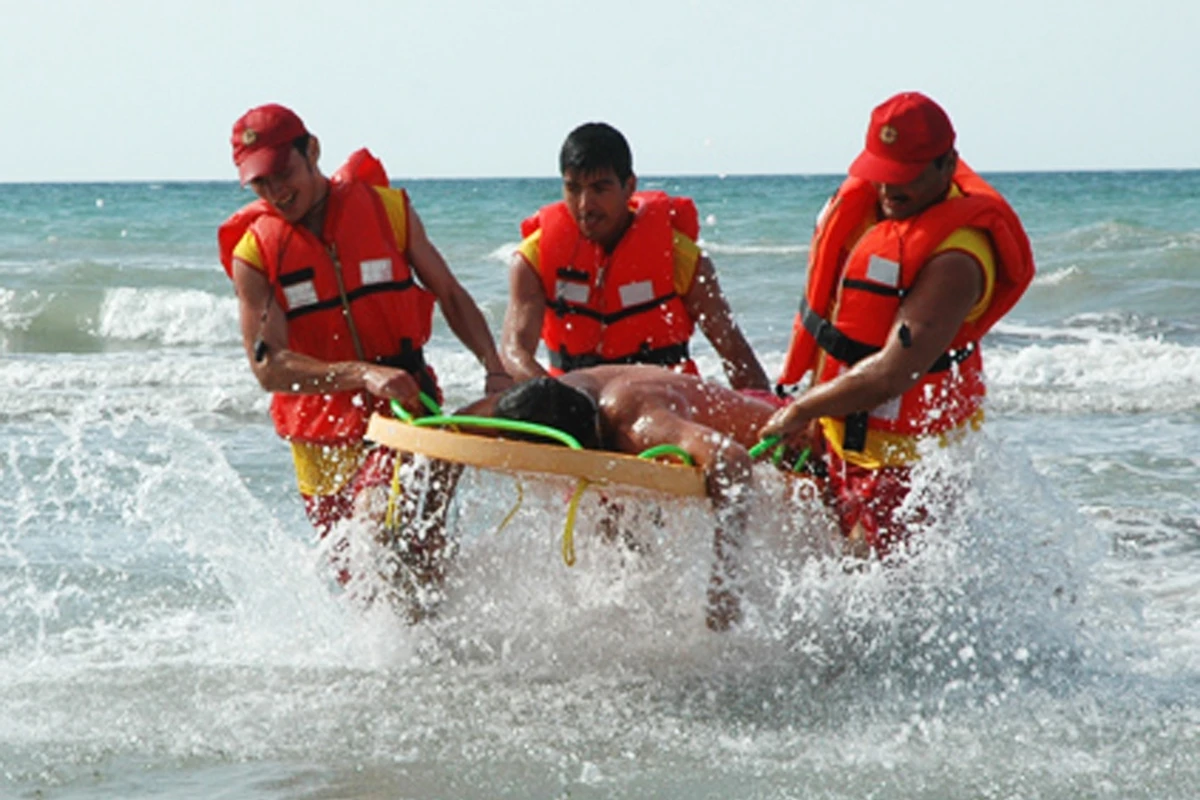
562,167,636,250
875,156,955,220
248,145,322,224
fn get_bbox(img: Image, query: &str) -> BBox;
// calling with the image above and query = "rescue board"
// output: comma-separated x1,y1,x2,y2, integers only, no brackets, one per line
366,414,707,498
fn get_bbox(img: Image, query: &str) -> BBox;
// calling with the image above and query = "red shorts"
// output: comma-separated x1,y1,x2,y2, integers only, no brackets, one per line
818,443,923,557
301,446,458,596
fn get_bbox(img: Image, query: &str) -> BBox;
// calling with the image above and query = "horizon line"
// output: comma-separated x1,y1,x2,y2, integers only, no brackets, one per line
2,165,1198,186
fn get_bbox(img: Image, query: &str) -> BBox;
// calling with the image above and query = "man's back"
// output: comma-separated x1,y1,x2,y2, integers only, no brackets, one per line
559,365,774,455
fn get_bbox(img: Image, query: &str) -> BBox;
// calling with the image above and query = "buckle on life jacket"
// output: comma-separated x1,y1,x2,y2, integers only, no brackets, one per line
842,412,870,453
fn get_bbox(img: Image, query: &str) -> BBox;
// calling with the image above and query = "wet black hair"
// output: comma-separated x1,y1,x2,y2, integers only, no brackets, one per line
559,122,633,185
493,377,601,449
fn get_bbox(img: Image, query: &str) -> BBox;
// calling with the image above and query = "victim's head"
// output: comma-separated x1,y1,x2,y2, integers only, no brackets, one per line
493,377,601,449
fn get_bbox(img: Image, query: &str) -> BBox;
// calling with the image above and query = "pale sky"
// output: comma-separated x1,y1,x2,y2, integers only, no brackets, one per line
1,0,1195,181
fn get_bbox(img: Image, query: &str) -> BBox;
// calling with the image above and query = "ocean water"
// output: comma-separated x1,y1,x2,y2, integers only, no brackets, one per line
1,170,1198,799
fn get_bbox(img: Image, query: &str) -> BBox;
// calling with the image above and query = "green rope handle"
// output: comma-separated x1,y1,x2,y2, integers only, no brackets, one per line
414,415,584,450
636,443,695,466
389,393,443,423
389,397,414,423
389,395,582,450
420,393,443,416
748,435,781,459
748,435,811,474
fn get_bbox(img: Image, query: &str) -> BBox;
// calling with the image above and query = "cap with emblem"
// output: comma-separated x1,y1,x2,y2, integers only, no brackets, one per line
848,92,956,185
230,104,309,185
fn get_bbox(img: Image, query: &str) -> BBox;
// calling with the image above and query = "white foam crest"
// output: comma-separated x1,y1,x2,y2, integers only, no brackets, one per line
699,241,809,257
0,287,40,333
485,241,520,262
97,287,240,346
483,238,809,261
0,351,266,419
1039,219,1179,252
988,336,1200,414
988,320,1070,341
992,318,1157,345
1032,265,1084,286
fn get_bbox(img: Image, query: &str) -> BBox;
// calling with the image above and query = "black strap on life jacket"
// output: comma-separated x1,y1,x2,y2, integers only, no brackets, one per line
547,291,681,325
548,266,680,322
376,338,439,400
279,267,418,322
797,297,977,452
548,341,691,372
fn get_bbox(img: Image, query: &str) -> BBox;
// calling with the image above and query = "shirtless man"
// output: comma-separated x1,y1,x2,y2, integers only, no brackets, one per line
462,366,799,630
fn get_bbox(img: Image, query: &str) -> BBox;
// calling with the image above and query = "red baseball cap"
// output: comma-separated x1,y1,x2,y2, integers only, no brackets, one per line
230,104,308,185
848,92,956,184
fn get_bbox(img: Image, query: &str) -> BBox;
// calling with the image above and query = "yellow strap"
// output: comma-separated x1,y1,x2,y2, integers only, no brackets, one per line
387,452,586,569
495,479,524,534
384,453,404,531
562,478,590,567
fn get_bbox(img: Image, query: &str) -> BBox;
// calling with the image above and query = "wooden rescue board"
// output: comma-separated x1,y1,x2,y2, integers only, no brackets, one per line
366,414,707,498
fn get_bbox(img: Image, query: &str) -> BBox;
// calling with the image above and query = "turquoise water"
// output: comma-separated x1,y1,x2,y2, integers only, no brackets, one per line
2,171,1199,798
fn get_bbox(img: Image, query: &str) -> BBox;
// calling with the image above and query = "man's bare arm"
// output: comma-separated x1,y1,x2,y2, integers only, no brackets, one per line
231,258,423,409
761,249,985,441
405,208,511,394
500,252,551,381
682,256,770,391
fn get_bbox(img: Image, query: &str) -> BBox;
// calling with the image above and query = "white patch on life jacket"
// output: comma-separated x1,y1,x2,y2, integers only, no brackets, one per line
871,394,902,422
360,258,392,285
555,280,591,305
283,281,319,311
618,280,655,308
865,254,900,287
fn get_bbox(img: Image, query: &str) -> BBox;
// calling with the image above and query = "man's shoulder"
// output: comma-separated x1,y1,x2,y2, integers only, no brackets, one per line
671,230,702,294
515,228,542,271
937,226,992,261
362,184,409,248
671,228,701,258
368,183,407,206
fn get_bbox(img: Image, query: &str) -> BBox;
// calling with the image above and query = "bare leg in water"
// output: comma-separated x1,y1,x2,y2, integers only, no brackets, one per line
606,403,753,631
361,453,464,622
703,442,752,632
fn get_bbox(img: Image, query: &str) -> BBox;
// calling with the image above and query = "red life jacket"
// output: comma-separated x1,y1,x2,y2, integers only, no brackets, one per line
520,191,700,375
217,149,437,445
779,162,1035,452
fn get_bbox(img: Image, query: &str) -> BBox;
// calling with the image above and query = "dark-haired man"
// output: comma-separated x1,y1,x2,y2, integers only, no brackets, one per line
768,92,1035,557
461,366,792,631
501,122,769,392
217,104,512,603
